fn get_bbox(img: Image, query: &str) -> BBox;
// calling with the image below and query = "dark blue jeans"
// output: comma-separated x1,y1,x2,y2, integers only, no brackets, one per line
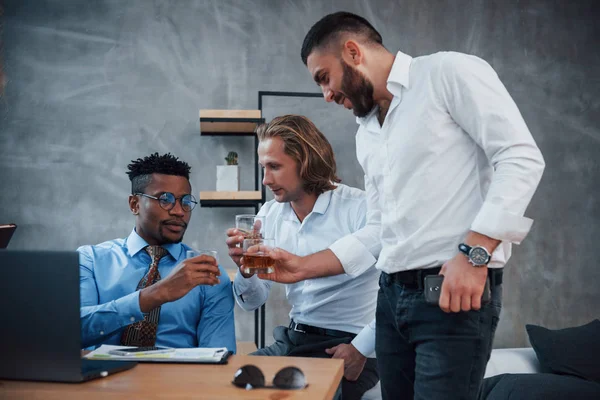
253,325,379,400
376,272,502,400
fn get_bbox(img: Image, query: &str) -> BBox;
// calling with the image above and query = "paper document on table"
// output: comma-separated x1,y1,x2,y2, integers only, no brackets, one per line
84,345,231,364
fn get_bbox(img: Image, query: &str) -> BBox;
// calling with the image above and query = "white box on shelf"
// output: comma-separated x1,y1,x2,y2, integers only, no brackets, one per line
216,165,240,191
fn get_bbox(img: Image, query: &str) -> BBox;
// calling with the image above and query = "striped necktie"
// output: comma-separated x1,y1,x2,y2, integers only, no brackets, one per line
120,245,168,346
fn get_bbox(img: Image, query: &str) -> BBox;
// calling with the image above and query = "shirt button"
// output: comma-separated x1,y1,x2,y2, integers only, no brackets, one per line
130,317,135,322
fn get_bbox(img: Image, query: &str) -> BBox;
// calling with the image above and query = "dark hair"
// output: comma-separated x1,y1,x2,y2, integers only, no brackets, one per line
126,152,191,194
301,11,383,65
256,115,341,196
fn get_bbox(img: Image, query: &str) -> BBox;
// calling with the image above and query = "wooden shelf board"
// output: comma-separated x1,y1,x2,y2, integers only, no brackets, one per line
199,191,262,200
199,109,263,134
200,110,262,119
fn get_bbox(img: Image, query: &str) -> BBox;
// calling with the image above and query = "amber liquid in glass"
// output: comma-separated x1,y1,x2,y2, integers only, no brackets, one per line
242,253,275,274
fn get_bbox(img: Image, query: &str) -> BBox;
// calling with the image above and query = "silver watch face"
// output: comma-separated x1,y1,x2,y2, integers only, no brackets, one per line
470,247,490,265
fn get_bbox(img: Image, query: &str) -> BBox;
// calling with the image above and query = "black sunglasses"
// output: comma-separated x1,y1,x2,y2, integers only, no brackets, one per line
232,364,307,390
135,192,197,212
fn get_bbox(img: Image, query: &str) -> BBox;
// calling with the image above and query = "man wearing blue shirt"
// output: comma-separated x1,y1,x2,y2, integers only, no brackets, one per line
79,153,236,352
226,115,379,400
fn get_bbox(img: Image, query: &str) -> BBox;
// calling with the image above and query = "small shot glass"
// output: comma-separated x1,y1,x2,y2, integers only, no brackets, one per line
186,249,219,264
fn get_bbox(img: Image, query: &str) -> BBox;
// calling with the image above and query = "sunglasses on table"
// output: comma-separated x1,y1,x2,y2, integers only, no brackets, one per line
232,364,308,390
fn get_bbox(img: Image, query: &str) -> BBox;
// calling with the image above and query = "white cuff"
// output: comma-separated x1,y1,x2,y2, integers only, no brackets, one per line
351,324,376,358
470,202,533,244
233,271,260,298
329,235,377,277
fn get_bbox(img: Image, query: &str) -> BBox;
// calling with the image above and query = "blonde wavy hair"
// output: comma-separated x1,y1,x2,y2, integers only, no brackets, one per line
256,115,341,195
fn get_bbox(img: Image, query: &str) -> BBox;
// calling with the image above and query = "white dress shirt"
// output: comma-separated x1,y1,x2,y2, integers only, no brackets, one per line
330,51,545,274
233,184,379,357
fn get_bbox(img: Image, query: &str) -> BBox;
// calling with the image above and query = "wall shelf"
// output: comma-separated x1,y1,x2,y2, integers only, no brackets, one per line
198,92,321,350
200,191,262,200
199,109,264,135
199,191,262,208
199,109,263,208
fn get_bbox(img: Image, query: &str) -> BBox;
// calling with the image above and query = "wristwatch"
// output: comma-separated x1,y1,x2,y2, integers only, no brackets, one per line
458,243,491,267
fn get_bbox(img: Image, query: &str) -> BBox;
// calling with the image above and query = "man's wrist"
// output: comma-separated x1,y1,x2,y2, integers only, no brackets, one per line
302,250,345,280
297,255,311,280
460,231,501,266
464,231,500,254
139,284,167,313
350,343,367,359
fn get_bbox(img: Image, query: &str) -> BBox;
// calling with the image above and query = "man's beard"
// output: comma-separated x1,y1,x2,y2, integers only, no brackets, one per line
158,221,187,244
160,233,184,244
341,60,375,118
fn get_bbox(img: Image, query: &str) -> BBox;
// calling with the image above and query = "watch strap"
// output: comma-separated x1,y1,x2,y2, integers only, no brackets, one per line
458,243,472,256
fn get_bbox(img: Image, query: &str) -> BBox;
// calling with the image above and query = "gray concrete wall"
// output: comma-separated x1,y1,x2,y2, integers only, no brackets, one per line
1,0,598,348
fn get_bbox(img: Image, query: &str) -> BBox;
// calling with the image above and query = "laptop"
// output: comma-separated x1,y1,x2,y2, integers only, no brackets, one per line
0,250,137,382
0,223,17,248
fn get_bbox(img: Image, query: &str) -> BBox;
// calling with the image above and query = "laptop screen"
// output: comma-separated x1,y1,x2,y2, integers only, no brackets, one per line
0,224,17,249
0,250,83,381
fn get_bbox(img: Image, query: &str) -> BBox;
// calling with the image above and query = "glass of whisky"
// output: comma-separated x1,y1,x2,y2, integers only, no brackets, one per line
242,238,275,274
235,214,264,239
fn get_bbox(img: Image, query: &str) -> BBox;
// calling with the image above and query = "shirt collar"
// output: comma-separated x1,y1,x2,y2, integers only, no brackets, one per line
356,50,413,126
282,188,334,222
126,228,181,260
386,50,413,95
312,188,333,215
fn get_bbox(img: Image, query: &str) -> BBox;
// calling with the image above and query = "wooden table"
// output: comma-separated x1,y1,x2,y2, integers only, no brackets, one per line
0,355,343,399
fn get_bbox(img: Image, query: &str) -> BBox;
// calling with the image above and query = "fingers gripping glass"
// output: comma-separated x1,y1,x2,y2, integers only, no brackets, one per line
232,364,307,390
135,192,198,212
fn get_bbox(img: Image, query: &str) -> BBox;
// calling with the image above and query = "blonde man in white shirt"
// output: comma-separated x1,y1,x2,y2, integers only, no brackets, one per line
226,115,380,400
258,11,545,400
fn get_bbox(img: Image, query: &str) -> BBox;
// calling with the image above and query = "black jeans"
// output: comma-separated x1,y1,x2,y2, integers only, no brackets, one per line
376,272,502,400
252,325,379,400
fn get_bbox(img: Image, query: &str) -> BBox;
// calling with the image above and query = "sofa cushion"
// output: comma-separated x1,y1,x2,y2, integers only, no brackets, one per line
484,348,541,378
526,319,600,383
482,373,600,399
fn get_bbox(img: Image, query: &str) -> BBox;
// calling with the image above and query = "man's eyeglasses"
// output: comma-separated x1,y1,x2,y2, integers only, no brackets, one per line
232,364,307,390
135,192,198,212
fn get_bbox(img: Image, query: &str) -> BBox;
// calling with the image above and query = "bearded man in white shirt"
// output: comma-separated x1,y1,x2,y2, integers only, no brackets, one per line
258,11,546,400
226,115,380,400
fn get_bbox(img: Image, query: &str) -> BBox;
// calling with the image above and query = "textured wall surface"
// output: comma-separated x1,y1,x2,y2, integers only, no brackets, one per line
1,0,599,347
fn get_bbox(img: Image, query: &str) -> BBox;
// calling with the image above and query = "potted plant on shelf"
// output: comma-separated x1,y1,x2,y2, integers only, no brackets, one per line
216,151,240,191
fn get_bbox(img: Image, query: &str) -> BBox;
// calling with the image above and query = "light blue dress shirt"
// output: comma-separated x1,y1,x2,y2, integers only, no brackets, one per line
78,229,236,352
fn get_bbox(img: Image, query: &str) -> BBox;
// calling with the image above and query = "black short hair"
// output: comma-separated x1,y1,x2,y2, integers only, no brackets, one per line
301,11,383,65
126,152,191,194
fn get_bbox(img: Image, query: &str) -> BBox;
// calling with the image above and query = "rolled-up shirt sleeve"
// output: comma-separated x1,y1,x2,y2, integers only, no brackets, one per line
470,202,533,244
438,53,545,243
329,175,382,276
79,247,145,348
